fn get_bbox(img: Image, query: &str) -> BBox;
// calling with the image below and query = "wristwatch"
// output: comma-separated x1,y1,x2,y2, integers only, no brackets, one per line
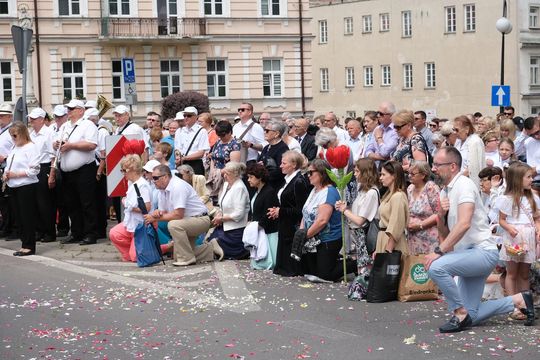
434,246,445,256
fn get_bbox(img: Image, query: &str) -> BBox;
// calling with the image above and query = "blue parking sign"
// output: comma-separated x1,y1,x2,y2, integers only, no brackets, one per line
491,85,510,107
122,58,135,84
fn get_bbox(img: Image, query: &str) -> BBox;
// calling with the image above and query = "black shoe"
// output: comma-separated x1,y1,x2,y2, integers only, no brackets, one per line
439,314,472,333
41,235,57,243
13,250,35,256
520,291,536,326
57,229,69,237
79,237,97,245
60,236,81,244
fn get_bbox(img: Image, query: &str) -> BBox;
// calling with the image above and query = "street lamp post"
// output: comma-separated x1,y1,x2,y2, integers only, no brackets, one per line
496,0,513,114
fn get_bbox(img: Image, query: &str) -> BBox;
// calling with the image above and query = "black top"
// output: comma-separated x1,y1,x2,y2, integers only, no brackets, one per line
249,184,279,234
258,140,289,190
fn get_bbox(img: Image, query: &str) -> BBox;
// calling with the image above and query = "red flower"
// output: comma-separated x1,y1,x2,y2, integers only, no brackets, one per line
122,139,146,155
325,145,350,169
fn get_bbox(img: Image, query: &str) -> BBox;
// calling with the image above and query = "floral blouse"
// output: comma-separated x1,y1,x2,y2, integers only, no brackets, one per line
391,133,429,164
212,138,241,169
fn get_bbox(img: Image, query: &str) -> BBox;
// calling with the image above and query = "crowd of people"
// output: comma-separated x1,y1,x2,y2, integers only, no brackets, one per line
0,98,539,333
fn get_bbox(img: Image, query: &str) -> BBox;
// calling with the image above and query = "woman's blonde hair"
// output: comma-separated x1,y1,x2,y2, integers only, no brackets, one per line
121,154,143,174
9,121,32,143
224,161,246,178
499,119,517,140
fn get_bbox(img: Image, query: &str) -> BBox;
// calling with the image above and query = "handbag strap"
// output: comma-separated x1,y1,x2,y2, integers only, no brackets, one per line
184,127,204,156
133,183,149,215
117,121,132,135
237,120,256,141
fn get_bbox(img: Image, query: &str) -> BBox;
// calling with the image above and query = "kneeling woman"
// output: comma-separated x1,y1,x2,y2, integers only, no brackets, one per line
301,159,354,281
109,154,172,261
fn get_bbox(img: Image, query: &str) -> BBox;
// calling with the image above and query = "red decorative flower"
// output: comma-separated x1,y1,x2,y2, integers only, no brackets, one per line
325,145,350,169
122,139,146,156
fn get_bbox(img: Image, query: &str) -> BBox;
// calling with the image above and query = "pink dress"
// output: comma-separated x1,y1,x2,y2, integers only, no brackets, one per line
407,181,440,255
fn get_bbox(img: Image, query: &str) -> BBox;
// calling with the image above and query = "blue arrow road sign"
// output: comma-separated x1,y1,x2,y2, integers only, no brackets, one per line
122,58,135,84
491,85,510,107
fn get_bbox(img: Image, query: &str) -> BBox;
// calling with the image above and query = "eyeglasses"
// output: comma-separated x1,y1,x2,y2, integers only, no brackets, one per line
408,172,421,177
183,114,195,118
394,124,407,131
432,162,454,168
238,108,249,112
429,124,438,127
307,170,317,176
152,174,166,181
486,138,498,143
264,128,276,133
503,112,513,116
377,111,392,117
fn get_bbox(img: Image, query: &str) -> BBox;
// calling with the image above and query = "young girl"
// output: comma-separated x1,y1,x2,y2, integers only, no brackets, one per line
499,162,540,318
498,138,515,169
483,131,500,168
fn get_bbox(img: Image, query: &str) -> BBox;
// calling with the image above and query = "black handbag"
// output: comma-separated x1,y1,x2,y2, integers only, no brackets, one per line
364,188,380,255
366,251,402,303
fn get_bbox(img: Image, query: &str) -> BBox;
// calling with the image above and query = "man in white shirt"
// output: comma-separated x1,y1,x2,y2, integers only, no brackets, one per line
0,103,15,238
28,108,56,242
50,105,68,133
232,102,265,164
323,112,348,145
425,146,535,333
113,105,148,158
56,99,99,246
174,106,209,175
345,119,363,161
145,165,223,266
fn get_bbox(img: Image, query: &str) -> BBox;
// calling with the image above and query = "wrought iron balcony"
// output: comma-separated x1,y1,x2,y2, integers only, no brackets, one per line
100,17,207,39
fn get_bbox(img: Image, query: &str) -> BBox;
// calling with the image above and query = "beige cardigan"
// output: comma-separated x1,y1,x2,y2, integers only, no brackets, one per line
217,179,250,231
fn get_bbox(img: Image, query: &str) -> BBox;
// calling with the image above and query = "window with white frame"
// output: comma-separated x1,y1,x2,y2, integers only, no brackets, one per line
445,6,456,33
62,60,84,100
205,0,223,15
111,60,124,100
109,0,130,15
319,20,328,44
464,4,475,32
344,17,353,35
346,111,356,118
403,64,413,89
261,0,280,16
262,59,282,97
531,105,540,115
381,65,391,86
531,56,540,86
0,0,9,15
362,15,372,33
160,60,181,98
363,66,373,87
530,6,540,28
380,13,390,32
320,68,329,92
402,10,412,37
345,67,355,88
425,62,436,88
0,61,13,102
59,0,81,16
207,59,227,97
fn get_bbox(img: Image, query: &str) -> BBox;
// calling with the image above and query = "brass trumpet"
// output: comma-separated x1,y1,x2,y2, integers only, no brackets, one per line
97,94,113,119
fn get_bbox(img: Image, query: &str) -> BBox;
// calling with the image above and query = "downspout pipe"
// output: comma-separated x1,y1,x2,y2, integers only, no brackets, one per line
33,0,42,106
299,0,306,116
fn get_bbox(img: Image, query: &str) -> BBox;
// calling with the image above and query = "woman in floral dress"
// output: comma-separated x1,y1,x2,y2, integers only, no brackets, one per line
208,120,241,197
406,160,440,255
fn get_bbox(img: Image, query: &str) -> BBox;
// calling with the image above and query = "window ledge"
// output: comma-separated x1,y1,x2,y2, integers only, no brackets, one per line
424,87,436,90
444,31,456,35
363,85,373,88
381,84,391,87
402,87,413,91
463,29,476,33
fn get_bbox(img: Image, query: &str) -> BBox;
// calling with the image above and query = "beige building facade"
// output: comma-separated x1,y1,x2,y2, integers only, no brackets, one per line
310,0,540,120
0,0,313,120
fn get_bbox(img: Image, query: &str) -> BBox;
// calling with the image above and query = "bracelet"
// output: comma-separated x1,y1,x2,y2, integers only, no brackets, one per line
419,223,423,230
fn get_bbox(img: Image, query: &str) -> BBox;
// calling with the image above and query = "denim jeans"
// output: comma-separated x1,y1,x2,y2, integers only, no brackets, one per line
428,247,514,325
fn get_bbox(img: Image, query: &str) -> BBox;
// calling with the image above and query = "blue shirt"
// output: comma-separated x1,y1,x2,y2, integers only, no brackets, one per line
161,136,176,170
302,186,342,242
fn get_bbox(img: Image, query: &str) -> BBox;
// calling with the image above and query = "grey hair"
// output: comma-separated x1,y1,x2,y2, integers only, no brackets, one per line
155,164,172,177
315,127,337,147
409,160,432,181
268,120,287,137
432,132,444,143
224,161,246,178
439,120,454,136
177,164,194,175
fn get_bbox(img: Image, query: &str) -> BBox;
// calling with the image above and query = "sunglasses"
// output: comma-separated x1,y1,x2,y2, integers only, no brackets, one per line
394,124,406,130
429,123,437,127
238,108,249,112
377,111,391,116
183,114,196,118
307,170,317,176
264,128,275,133
152,174,166,181
503,112,513,116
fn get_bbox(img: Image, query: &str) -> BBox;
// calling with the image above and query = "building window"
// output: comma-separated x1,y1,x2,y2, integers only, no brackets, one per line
261,0,280,16
344,17,353,35
346,110,356,118
531,105,540,115
464,4,475,32
0,61,13,102
345,67,355,88
62,60,84,100
403,63,413,89
111,60,124,100
379,13,390,32
445,6,456,33
320,68,329,92
319,20,328,44
425,62,436,88
205,0,223,15
262,59,282,97
109,0,130,15
207,59,227,97
530,6,540,28
363,66,373,87
0,0,9,15
160,60,181,98
381,65,391,86
59,0,80,16
362,15,372,33
531,57,540,86
402,10,412,37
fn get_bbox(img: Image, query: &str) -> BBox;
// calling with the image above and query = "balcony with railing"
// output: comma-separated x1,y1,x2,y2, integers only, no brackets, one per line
100,17,207,40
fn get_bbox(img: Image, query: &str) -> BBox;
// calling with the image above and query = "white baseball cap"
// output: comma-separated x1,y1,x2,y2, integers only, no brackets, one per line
53,104,68,116
0,103,13,114
27,107,47,119
174,111,184,120
183,106,198,116
143,159,161,173
65,99,85,109
85,100,97,109
84,108,99,119
113,105,129,115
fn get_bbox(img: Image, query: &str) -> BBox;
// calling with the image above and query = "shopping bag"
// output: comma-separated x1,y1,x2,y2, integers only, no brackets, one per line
134,223,161,267
397,254,439,302
366,251,402,303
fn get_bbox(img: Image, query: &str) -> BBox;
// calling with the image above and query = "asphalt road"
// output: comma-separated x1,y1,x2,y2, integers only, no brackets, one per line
0,239,539,360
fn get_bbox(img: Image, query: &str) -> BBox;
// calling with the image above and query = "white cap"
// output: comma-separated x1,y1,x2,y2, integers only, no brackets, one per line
113,104,129,115
53,104,68,116
174,111,184,120
84,108,99,120
0,103,13,114
85,100,97,109
143,159,161,173
27,107,47,119
65,99,85,109
183,106,198,116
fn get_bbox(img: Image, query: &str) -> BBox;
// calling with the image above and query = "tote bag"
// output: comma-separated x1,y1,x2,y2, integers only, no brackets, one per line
366,251,402,303
397,254,439,302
